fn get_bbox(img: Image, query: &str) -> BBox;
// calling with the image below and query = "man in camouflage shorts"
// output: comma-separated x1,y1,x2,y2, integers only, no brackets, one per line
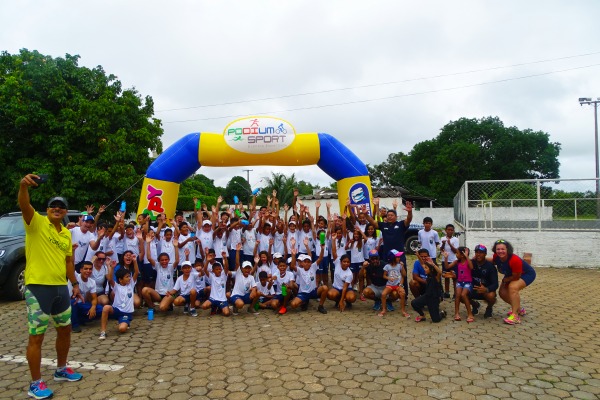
19,174,84,399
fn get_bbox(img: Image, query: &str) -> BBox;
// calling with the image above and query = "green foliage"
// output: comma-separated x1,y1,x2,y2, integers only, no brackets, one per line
176,173,222,210
368,116,561,206
223,176,251,204
177,194,217,211
0,49,163,214
254,173,320,207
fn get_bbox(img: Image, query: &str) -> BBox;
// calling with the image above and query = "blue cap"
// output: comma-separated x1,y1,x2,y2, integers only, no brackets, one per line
82,215,95,222
368,249,379,258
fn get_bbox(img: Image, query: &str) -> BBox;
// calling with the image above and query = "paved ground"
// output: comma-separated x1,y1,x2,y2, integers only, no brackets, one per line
1,266,600,400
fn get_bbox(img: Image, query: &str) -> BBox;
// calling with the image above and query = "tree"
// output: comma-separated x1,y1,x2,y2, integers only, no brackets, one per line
368,116,561,206
257,173,298,206
176,173,223,211
0,49,163,214
223,176,251,205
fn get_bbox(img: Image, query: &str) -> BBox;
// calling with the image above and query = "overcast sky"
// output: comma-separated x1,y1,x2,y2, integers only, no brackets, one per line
2,1,600,193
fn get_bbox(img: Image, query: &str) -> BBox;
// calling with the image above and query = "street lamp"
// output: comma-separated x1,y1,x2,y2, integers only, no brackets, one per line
578,97,600,218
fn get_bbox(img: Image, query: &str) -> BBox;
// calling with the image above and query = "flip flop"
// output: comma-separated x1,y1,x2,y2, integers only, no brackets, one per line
402,312,411,318
415,315,426,322
377,311,385,317
454,316,462,321
466,317,475,323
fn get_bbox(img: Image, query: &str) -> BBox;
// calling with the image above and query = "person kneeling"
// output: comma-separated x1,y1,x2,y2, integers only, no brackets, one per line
327,254,356,312
411,255,447,323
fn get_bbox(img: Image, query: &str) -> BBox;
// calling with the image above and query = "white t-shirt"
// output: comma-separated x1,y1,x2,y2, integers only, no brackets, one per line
71,272,96,301
297,229,314,254
295,262,319,293
144,239,158,265
257,232,272,254
154,263,175,295
363,237,379,259
383,263,403,286
71,227,94,264
332,259,353,290
84,233,104,262
273,271,295,295
286,230,299,254
208,272,228,302
173,274,195,296
256,281,274,298
242,228,257,256
272,230,285,255
91,265,108,294
124,235,142,258
348,240,365,263
178,234,197,264
231,269,257,297
418,229,440,259
191,269,207,292
111,233,123,261
159,239,176,265
213,234,228,258
112,279,136,313
440,236,460,263
197,229,214,257
228,228,242,250
255,264,271,282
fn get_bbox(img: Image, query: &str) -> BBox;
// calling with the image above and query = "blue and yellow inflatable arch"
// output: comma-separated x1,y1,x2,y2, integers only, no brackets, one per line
137,117,373,217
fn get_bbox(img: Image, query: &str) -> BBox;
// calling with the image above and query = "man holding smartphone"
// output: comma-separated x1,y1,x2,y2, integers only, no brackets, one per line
18,173,83,399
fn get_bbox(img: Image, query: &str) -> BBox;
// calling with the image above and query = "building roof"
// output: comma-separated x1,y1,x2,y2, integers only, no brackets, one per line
299,186,435,202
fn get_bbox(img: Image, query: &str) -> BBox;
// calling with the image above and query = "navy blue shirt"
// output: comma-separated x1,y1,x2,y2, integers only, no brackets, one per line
378,221,408,253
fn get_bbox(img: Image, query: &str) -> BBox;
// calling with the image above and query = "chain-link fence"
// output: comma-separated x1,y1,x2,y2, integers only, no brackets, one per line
454,178,600,231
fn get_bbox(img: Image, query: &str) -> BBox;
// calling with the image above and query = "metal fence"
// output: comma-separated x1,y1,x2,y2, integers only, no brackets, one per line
453,178,600,231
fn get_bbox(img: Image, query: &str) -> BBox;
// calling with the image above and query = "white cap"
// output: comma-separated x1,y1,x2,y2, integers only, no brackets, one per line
298,254,312,261
202,220,212,226
181,261,192,267
273,252,283,259
287,257,293,264
241,261,252,268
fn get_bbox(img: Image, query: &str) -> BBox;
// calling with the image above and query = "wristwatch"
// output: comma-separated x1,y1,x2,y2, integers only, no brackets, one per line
72,282,79,286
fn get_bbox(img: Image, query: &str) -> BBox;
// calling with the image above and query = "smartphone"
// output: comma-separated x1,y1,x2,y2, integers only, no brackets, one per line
32,174,48,186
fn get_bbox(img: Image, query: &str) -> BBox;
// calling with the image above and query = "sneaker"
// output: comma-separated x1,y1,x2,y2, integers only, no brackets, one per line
71,325,82,333
443,292,450,299
386,303,395,312
278,306,287,315
189,308,198,317
518,307,527,316
98,331,106,340
372,301,382,311
183,305,189,314
54,367,83,382
471,300,480,315
440,310,447,319
247,306,259,315
317,305,327,314
503,314,521,325
484,307,493,319
28,380,53,399
231,307,239,316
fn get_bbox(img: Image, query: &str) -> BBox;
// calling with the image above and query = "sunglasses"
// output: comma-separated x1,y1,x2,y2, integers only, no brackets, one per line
49,204,67,210
495,239,506,244
96,257,106,261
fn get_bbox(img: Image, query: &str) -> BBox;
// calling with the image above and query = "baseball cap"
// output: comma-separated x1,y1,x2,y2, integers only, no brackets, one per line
82,215,95,222
474,244,487,253
273,252,283,259
202,220,212,226
298,254,311,261
388,249,403,258
368,249,379,258
47,196,68,209
181,261,192,267
241,261,252,269
288,221,296,225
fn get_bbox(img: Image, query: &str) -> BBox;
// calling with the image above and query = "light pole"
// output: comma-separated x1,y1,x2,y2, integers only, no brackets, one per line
578,97,600,218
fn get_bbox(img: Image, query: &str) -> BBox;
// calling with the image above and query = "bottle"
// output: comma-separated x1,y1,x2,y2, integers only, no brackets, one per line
281,283,287,296
252,188,260,196
319,231,326,246
147,308,154,321
254,302,260,311
196,200,201,209
120,201,126,213
233,195,239,204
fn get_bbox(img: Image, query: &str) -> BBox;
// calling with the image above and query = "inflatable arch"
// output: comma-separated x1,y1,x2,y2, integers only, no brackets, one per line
137,116,373,219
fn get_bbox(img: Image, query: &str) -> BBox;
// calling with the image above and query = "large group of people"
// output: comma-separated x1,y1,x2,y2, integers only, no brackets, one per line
18,173,536,399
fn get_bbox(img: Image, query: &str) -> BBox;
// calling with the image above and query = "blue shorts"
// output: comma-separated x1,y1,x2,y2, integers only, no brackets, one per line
230,293,252,305
333,286,354,293
456,281,472,291
180,294,192,304
110,308,133,326
317,256,330,274
350,262,362,274
296,289,319,303
273,294,286,302
208,298,229,309
141,263,156,282
521,271,536,286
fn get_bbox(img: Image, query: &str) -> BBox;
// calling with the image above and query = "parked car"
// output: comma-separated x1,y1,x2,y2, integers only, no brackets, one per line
0,211,80,300
403,223,424,255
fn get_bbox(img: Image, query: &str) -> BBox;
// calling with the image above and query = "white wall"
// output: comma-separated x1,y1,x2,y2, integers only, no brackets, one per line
464,230,600,268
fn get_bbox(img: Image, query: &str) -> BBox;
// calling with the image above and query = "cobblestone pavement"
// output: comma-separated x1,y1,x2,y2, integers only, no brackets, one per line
1,267,599,399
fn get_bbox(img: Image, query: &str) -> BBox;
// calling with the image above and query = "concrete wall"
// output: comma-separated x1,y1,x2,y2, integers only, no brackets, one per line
465,206,553,221
464,230,600,268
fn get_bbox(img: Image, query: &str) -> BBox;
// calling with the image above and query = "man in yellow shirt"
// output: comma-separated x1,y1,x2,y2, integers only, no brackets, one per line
18,174,83,399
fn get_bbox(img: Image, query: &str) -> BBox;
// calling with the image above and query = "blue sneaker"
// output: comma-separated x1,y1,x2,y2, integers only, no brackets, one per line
372,301,381,311
386,302,395,312
54,367,83,382
28,380,53,399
